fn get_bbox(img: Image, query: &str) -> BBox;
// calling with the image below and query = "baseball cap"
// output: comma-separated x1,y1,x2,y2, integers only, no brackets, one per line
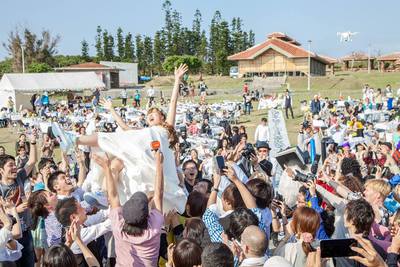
122,191,149,225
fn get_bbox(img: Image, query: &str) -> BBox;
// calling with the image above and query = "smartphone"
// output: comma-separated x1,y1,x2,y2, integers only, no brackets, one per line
274,192,284,202
216,156,225,170
320,238,357,258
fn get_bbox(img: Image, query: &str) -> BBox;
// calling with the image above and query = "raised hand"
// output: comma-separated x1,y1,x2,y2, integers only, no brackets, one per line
92,154,111,170
223,165,239,183
349,235,386,267
100,98,113,111
174,64,189,81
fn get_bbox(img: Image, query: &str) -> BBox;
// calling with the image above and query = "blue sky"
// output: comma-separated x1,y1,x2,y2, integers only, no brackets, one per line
1,0,399,60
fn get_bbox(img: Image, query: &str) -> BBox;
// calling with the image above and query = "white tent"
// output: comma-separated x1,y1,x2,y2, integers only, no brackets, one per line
0,72,105,110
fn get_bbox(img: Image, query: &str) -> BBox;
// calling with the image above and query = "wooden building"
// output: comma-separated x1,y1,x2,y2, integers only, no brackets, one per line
340,52,375,71
227,32,332,77
377,52,400,72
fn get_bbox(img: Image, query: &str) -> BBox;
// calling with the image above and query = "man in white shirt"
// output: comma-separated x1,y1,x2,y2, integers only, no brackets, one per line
254,118,269,142
147,85,155,106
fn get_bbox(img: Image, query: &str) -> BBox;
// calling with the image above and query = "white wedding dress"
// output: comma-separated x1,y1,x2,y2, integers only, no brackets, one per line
82,125,187,213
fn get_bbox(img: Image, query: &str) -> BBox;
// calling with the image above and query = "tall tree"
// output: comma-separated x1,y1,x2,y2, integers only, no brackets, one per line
143,36,153,75
116,27,124,60
123,32,135,62
107,33,115,60
102,30,110,60
248,30,255,47
135,34,144,74
162,0,173,56
192,9,202,57
95,26,103,60
208,11,222,74
3,28,60,72
153,30,165,75
81,39,90,61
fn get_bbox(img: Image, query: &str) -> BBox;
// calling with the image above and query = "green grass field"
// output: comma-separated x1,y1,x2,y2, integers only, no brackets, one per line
1,71,399,157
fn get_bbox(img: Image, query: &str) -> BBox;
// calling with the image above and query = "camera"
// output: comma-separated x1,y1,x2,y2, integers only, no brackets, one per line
294,170,316,183
242,143,256,159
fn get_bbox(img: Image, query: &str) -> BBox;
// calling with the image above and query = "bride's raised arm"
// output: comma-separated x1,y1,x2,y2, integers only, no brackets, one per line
166,64,188,126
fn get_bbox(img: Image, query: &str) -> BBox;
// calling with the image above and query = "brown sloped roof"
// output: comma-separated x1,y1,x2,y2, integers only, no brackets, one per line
341,52,375,61
68,62,110,68
377,52,400,61
228,38,310,60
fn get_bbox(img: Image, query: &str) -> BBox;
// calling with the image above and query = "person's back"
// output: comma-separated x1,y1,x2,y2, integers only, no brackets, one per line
110,207,164,267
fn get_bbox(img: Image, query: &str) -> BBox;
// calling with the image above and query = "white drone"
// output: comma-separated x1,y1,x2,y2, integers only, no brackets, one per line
337,31,359,42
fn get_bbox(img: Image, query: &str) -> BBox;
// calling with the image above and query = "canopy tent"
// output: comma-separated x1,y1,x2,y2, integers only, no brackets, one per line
0,72,105,110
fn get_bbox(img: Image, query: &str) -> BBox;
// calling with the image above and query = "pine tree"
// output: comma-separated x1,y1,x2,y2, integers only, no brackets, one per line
209,11,222,74
102,30,109,60
135,34,144,74
116,27,124,61
248,30,255,47
162,0,173,56
143,36,153,75
81,40,90,61
107,33,114,60
123,33,135,62
192,9,202,57
153,30,165,75
95,26,103,60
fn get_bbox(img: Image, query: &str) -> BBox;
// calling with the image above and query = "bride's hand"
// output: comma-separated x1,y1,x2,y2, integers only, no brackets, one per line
100,98,113,110
174,64,188,81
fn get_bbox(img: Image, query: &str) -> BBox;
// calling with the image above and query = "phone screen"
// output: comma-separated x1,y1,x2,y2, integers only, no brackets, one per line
320,238,357,258
215,156,225,170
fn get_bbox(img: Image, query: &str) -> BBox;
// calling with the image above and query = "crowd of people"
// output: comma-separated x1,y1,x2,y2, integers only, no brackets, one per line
0,65,400,267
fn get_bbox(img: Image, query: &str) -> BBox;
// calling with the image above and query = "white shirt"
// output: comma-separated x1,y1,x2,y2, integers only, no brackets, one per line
254,124,269,142
147,88,155,97
0,228,12,248
70,219,111,254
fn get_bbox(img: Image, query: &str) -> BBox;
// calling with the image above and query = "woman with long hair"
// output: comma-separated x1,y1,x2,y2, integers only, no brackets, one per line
52,64,189,213
275,206,333,267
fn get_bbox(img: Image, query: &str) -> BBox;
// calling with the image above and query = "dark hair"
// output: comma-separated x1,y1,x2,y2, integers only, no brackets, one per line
172,239,202,267
345,199,375,236
338,174,364,193
222,184,245,210
28,190,50,230
226,208,259,241
232,126,239,134
201,243,234,267
182,160,197,170
261,118,267,123
184,218,211,249
43,244,78,267
122,219,148,236
38,158,55,171
0,155,15,169
341,158,362,179
47,171,65,193
320,210,335,238
186,191,207,217
55,197,77,227
198,179,213,194
246,179,273,209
